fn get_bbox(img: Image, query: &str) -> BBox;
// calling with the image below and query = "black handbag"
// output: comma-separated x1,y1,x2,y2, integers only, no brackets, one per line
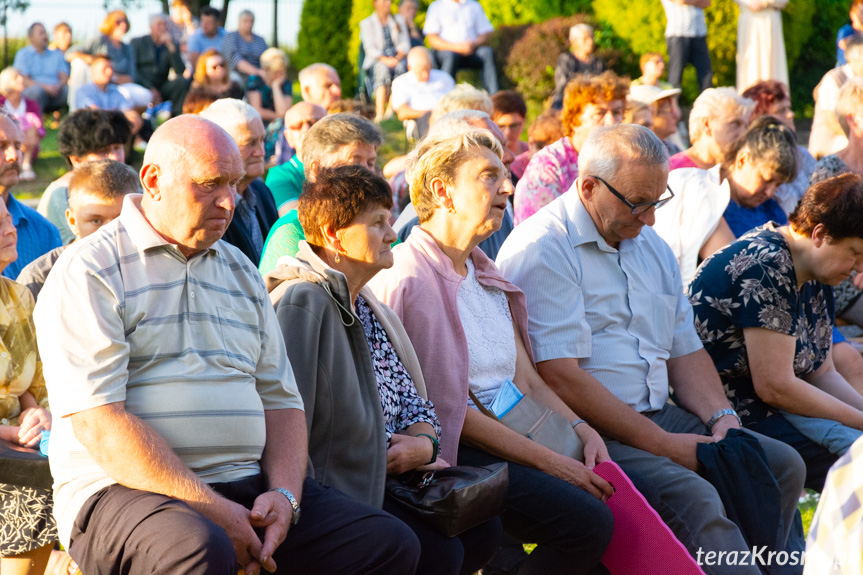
385,463,509,537
0,439,52,489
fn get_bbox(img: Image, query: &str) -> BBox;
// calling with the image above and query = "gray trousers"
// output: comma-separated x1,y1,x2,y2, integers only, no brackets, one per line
606,404,805,575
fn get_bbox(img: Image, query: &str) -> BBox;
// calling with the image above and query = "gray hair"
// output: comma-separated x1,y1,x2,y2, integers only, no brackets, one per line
847,35,863,65
578,124,669,182
299,63,338,86
836,78,863,136
301,113,383,175
0,67,20,94
198,98,262,135
239,9,254,21
429,84,493,125
149,13,167,27
688,87,754,143
569,23,593,41
427,109,490,138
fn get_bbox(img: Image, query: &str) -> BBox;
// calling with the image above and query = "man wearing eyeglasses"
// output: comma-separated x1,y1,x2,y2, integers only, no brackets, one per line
497,124,806,575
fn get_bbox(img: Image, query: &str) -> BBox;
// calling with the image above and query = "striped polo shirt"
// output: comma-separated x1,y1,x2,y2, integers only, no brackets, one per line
34,194,304,547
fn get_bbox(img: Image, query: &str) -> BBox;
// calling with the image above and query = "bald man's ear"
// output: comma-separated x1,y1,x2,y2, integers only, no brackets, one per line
140,164,162,201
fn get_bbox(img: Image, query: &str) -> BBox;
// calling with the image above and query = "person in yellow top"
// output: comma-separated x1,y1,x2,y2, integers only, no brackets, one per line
0,193,73,575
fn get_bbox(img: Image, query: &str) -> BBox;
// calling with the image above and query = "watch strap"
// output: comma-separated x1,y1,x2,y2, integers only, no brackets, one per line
268,487,301,526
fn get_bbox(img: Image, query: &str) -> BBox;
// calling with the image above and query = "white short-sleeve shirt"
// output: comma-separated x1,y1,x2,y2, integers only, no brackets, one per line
391,69,455,112
423,0,494,44
496,190,704,414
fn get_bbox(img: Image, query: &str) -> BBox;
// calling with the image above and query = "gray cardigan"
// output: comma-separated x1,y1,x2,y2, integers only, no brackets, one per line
266,242,429,508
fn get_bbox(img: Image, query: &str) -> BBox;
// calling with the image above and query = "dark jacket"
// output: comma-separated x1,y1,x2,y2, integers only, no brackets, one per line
131,34,185,90
696,429,783,554
265,242,429,508
222,178,279,266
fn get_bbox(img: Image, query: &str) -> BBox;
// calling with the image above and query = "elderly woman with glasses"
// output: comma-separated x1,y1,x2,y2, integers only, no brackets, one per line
688,173,863,489
267,165,501,575
370,128,615,575
514,71,628,226
654,115,799,282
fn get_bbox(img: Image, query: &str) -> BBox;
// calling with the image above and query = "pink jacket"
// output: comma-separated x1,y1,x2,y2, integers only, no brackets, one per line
369,227,533,464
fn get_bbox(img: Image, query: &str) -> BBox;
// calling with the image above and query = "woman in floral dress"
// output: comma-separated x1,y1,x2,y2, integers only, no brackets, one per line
687,173,863,489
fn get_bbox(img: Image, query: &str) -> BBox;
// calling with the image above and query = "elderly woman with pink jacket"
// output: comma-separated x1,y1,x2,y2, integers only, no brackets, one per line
370,128,615,575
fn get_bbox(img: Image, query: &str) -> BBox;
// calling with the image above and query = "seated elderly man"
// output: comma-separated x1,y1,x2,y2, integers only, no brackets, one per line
131,14,190,118
424,0,498,94
258,113,383,274
628,83,683,154
298,63,342,109
497,124,807,575
13,22,69,113
391,47,454,128
551,24,605,109
267,101,326,213
669,87,753,170
34,114,420,575
199,99,278,266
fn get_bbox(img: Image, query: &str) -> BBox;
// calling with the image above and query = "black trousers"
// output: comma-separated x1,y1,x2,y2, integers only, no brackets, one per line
666,35,713,92
68,476,421,574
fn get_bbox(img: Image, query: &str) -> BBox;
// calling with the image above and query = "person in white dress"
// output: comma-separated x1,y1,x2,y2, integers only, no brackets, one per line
734,0,789,92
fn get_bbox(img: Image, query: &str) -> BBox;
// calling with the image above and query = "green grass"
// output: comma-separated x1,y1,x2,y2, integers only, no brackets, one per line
13,122,68,200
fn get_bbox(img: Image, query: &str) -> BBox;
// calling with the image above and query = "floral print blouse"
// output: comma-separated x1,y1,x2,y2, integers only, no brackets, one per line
0,277,48,426
687,225,834,425
513,136,579,225
355,294,441,445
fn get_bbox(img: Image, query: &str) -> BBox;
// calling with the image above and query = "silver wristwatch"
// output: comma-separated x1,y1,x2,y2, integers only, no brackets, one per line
268,488,301,526
707,408,741,431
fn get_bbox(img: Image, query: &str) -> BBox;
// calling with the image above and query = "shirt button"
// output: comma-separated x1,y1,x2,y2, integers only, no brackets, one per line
1,352,7,358
190,291,196,298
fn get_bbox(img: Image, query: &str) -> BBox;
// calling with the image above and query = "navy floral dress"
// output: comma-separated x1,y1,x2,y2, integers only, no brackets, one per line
686,224,835,425
355,294,441,445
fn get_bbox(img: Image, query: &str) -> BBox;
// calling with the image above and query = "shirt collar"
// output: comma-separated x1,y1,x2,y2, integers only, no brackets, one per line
565,191,643,253
5,194,26,227
120,194,219,258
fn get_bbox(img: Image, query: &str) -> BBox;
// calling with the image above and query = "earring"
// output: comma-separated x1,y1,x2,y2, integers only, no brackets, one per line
334,253,341,263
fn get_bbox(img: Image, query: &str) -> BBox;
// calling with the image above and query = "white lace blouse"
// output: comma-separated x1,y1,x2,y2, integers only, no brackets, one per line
457,257,517,409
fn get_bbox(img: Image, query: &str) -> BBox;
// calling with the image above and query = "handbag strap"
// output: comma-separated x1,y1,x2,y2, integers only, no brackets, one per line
468,388,499,421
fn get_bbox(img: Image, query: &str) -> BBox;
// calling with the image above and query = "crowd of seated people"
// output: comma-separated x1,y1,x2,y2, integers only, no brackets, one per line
6,3,863,575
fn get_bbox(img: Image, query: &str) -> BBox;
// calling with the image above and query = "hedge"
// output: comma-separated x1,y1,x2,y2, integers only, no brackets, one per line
296,0,356,96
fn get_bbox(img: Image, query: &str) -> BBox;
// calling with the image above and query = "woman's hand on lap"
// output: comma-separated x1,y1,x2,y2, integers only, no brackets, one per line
575,424,611,468
387,433,434,474
17,406,51,448
546,453,614,502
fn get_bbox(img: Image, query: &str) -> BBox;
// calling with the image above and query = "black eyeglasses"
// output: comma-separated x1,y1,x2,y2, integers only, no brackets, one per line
588,175,675,215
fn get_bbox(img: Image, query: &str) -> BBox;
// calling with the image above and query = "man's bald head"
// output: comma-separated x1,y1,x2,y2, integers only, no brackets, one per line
408,47,432,83
140,115,245,256
284,101,326,154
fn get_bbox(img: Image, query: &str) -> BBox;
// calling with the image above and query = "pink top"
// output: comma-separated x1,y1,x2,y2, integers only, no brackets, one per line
514,136,579,225
368,227,534,464
668,151,700,171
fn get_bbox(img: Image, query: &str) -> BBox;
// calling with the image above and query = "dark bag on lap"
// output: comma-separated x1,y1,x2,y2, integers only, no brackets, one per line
385,463,509,537
0,439,52,489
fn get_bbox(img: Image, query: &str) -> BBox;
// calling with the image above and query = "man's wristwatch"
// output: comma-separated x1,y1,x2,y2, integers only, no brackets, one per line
416,433,439,464
268,488,301,526
707,408,742,431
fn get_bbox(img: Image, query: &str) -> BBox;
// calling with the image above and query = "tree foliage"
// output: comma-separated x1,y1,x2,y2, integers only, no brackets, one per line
297,0,356,95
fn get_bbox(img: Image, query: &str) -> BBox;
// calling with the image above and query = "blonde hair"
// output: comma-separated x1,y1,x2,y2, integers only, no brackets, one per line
688,87,754,143
429,84,493,126
260,47,289,73
0,67,21,95
408,128,503,222
836,78,863,136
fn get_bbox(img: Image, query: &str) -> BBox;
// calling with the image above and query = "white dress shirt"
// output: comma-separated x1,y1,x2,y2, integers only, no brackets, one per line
390,69,455,111
496,190,703,414
423,0,494,44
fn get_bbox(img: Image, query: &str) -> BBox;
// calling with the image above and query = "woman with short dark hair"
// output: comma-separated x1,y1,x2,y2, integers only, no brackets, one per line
688,173,863,488
266,165,501,575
